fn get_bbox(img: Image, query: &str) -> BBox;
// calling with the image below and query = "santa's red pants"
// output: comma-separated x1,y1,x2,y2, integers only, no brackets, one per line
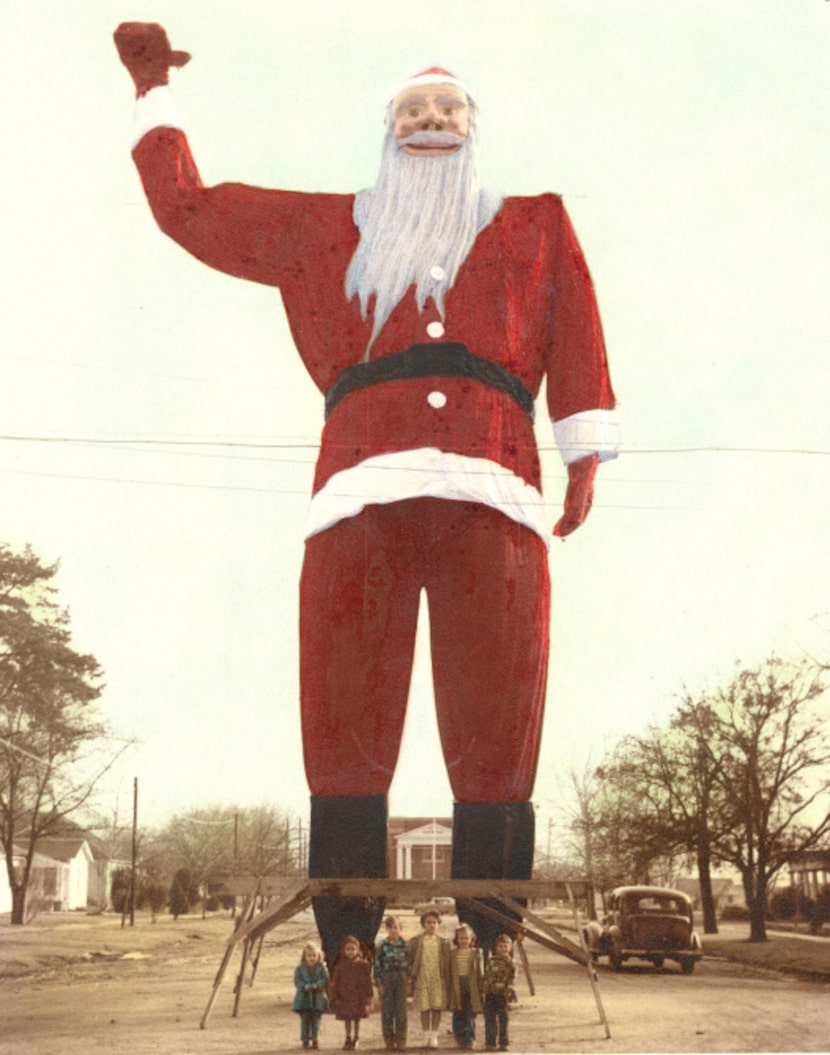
299,497,550,803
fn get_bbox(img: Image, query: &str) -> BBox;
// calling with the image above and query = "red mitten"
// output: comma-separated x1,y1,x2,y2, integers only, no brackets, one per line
114,22,191,97
553,454,599,538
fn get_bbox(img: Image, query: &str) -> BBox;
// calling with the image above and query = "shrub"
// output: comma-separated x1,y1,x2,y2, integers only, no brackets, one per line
110,867,132,914
720,904,750,921
169,868,199,919
803,888,830,934
143,880,168,920
769,888,797,920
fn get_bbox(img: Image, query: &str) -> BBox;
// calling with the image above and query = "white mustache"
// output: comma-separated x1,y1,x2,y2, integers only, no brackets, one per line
397,130,466,148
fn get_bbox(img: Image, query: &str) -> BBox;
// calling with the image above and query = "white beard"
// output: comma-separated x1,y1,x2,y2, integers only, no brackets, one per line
344,116,501,358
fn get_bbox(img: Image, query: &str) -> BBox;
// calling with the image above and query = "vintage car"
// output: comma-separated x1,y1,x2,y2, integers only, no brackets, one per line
583,885,703,973
413,896,456,918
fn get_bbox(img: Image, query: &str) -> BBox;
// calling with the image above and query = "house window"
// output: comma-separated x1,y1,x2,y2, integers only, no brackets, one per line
42,867,58,897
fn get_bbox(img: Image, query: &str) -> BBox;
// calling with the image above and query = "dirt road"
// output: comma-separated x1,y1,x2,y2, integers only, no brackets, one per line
0,910,827,1054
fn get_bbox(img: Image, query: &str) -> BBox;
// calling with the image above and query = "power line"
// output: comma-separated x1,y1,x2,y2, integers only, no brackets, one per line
2,434,830,458
0,434,320,450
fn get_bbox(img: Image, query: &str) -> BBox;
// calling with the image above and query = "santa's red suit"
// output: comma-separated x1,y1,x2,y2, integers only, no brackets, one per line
116,27,619,957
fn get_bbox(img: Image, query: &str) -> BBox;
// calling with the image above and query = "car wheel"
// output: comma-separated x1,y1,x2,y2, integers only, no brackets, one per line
609,933,624,971
679,957,695,974
652,956,664,971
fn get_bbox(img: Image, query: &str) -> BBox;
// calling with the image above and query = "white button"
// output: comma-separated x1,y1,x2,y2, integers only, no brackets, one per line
426,321,445,338
427,391,447,409
430,265,446,281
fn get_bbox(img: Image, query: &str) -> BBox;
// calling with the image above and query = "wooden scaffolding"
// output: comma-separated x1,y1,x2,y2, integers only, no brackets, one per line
200,877,611,1040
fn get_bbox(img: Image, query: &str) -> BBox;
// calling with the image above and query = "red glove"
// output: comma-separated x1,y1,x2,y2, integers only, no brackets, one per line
554,454,599,538
114,23,191,98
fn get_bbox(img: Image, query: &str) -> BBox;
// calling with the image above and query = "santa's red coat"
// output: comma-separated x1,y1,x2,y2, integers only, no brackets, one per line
132,120,617,536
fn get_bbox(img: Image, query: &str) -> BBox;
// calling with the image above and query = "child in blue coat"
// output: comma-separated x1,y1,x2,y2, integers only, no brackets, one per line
293,941,330,1049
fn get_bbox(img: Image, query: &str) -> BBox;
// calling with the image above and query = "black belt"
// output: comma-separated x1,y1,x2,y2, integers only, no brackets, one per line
324,343,535,421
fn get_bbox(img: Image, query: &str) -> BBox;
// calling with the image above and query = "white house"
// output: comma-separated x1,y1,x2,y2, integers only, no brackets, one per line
0,837,94,915
33,837,94,910
389,818,453,880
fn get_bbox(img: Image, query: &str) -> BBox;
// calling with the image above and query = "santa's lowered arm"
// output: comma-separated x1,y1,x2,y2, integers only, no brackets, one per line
554,453,598,538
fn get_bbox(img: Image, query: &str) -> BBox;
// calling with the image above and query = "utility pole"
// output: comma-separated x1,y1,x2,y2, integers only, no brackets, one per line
131,776,138,926
120,777,138,928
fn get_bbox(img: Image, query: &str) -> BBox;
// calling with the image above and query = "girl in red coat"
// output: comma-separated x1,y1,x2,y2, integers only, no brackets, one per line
330,936,374,1050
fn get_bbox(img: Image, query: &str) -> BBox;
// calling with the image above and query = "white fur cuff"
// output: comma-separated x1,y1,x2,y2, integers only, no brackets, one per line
553,409,622,465
131,86,182,150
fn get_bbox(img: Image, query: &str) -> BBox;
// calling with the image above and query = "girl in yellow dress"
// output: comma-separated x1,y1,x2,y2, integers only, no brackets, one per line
408,910,452,1049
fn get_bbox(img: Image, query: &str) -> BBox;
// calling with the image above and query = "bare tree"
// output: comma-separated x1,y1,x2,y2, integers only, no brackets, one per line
594,657,829,940
562,758,670,898
148,803,300,909
564,761,600,887
690,656,830,941
597,716,730,934
0,544,119,924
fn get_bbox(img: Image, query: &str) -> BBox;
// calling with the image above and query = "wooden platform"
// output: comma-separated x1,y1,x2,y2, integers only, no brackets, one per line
200,876,610,1039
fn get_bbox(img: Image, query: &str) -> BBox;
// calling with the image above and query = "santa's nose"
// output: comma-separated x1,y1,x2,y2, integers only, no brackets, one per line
421,108,446,129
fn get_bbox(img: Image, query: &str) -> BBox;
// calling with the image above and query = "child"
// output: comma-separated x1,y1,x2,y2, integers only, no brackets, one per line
330,935,373,1050
293,941,330,1050
374,915,409,1051
408,909,452,1050
482,934,516,1052
449,924,483,1050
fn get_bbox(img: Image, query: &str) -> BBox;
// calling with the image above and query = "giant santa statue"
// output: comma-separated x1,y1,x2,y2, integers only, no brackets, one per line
114,23,620,961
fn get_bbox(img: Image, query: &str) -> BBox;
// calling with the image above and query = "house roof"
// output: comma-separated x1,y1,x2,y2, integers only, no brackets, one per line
20,821,114,860
388,817,452,834
393,820,452,846
33,837,92,863
673,877,735,898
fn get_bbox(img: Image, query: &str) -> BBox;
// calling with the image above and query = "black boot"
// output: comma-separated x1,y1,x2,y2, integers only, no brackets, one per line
451,801,535,951
309,794,387,964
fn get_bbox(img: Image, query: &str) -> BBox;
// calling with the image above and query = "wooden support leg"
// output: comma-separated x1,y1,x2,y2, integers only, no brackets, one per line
200,884,260,1029
232,936,252,1017
249,933,266,987
497,895,586,963
566,882,611,1040
485,890,612,1041
514,934,535,996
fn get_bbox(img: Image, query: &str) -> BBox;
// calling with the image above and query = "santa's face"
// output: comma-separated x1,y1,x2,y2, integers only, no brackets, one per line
393,82,470,156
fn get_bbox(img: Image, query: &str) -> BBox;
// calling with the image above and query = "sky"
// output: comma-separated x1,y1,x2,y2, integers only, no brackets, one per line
2,0,829,843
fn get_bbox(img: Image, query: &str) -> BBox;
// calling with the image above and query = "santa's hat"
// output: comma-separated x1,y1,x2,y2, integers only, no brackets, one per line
390,66,475,103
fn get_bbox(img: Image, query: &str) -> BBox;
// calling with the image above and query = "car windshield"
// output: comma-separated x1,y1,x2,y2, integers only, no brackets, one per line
627,895,686,914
